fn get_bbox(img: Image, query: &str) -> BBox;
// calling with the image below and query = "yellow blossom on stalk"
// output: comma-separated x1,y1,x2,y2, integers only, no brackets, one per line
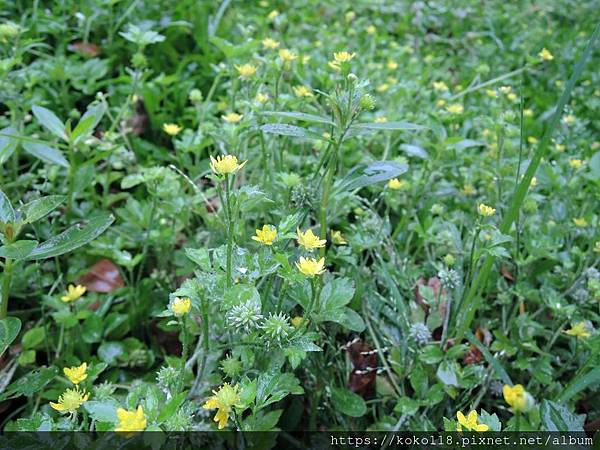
366,25,376,34
267,10,279,20
203,383,242,429
255,92,269,103
162,123,182,136
433,81,449,92
530,177,538,187
278,48,297,63
462,184,476,195
50,388,89,413
296,256,326,277
485,89,498,98
555,143,566,152
503,384,531,413
456,411,489,432
374,116,388,123
210,154,247,175
523,108,533,117
538,48,554,61
171,297,191,316
507,93,517,101
564,322,590,339
572,217,588,228
568,159,583,169
64,363,88,385
331,230,347,245
297,228,326,250
292,85,314,98
115,406,147,433
499,86,512,95
222,112,243,123
234,63,257,80
436,99,446,108
376,83,390,93
61,284,86,303
478,203,496,217
387,60,398,70
252,225,277,245
262,38,280,49
333,51,356,63
345,11,356,22
388,178,404,190
527,136,538,145
291,316,305,328
445,104,464,114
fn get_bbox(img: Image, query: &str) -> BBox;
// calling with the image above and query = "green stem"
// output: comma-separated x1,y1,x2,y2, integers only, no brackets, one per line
178,316,189,393
319,140,341,258
0,258,14,319
224,175,234,288
66,140,76,214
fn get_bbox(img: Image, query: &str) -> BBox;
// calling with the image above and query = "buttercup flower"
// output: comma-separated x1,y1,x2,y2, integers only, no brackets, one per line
162,123,182,136
331,230,347,245
456,410,489,432
267,10,279,20
61,284,87,303
538,48,554,61
296,256,326,277
564,322,590,339
291,316,305,328
568,159,583,169
64,363,88,385
255,92,269,103
210,154,246,175
445,104,464,114
171,297,191,316
222,112,243,123
573,217,588,228
366,25,376,34
388,178,405,190
50,388,89,413
292,85,314,98
202,383,242,429
478,203,496,217
278,48,297,63
333,51,355,63
115,406,147,433
503,384,533,413
374,116,387,123
252,225,277,245
527,136,538,145
432,81,449,92
234,64,257,80
262,38,280,49
297,228,326,250
523,108,533,117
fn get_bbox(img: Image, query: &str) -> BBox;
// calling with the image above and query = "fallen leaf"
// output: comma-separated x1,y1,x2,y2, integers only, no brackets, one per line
77,259,124,293
68,41,101,57
345,339,377,399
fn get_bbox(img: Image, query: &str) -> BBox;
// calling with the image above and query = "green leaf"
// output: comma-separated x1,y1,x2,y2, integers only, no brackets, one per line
419,345,444,364
261,111,335,126
0,367,57,401
0,190,15,224
335,161,408,193
0,316,21,356
184,248,211,271
26,213,114,260
330,387,366,417
555,367,600,403
19,195,65,224
98,341,124,365
0,240,38,260
84,400,120,423
351,121,425,131
436,360,459,387
21,326,45,350
326,307,365,332
465,330,512,386
0,126,19,164
72,103,105,145
540,400,585,431
22,142,69,168
157,392,186,423
222,284,261,310
400,144,429,159
82,315,104,344
260,123,328,141
394,396,420,416
319,278,355,311
32,105,67,141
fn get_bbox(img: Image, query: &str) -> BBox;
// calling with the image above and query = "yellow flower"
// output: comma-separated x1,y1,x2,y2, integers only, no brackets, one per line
292,85,314,98
210,154,247,175
387,60,398,70
564,322,590,339
50,387,89,413
331,230,347,245
296,256,326,277
507,92,517,101
499,86,512,95
436,99,446,108
478,203,496,217
267,10,279,20
345,11,356,22
485,89,498,98
562,114,576,125
162,123,182,136
333,51,356,63
278,48,297,63
64,363,88,385
573,217,588,228
523,108,533,117
222,112,243,123
530,177,538,187
171,297,191,316
115,406,147,433
527,136,538,145
234,64,257,80
366,25,376,34
252,225,277,245
503,384,530,413
445,104,464,114
538,48,554,61
297,228,326,250
255,92,269,103
594,241,600,253
388,178,404,190
568,158,583,169
61,284,86,303
555,143,566,152
202,383,242,429
456,410,489,432
461,184,476,195
432,81,449,92
374,116,387,123
291,316,305,328
262,38,280,49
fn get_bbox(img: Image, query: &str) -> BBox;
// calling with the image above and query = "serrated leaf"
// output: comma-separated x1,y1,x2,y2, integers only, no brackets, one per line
0,190,15,224
26,213,114,260
22,142,69,168
540,400,585,431
19,195,65,224
261,111,335,126
0,367,57,401
84,400,120,422
0,317,21,356
330,387,366,417
0,126,19,164
32,105,67,141
72,103,105,145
